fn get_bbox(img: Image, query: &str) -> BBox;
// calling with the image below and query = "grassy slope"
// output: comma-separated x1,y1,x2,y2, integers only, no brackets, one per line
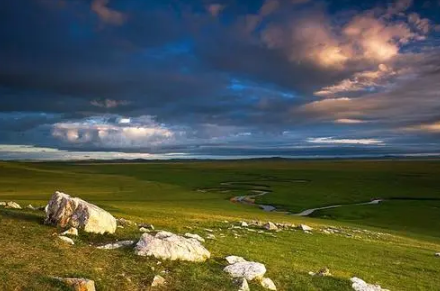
0,161,439,290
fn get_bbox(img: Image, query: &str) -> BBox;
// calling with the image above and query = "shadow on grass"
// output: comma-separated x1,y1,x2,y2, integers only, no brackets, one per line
0,208,45,224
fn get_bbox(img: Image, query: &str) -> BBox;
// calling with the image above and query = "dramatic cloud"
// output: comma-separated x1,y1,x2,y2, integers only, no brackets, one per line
0,0,440,159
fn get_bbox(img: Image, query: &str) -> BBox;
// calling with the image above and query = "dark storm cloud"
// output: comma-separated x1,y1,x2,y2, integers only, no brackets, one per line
1,0,440,158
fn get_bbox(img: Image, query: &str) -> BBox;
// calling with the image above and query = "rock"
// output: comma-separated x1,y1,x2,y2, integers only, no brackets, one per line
317,267,332,277
117,218,133,226
234,278,250,291
139,223,155,230
151,275,166,287
206,234,216,240
61,227,79,237
26,204,37,210
204,228,214,233
134,231,211,262
139,227,150,232
435,253,440,257
308,271,316,276
45,191,117,234
117,225,124,229
52,277,96,291
58,236,75,245
223,261,266,281
184,233,205,243
260,277,277,290
5,201,21,209
97,240,135,250
0,202,5,206
226,255,247,264
299,224,313,231
263,222,278,231
241,221,249,227
351,277,390,291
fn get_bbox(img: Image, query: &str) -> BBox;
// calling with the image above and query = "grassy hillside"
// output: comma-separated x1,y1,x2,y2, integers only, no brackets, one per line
0,160,440,290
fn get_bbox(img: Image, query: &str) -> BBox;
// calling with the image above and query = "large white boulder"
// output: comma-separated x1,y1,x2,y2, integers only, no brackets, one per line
45,191,117,234
223,261,267,281
134,231,211,262
351,277,390,291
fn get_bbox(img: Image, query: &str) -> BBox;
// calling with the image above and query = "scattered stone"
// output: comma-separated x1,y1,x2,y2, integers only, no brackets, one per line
58,236,74,245
204,228,214,233
135,231,210,262
45,191,117,234
226,255,247,264
61,227,79,237
139,227,150,232
117,225,124,229
261,277,277,290
51,277,95,291
351,277,390,291
299,224,313,231
241,221,249,227
117,218,133,226
26,204,38,210
5,201,21,209
235,278,250,291
224,261,266,281
206,234,216,240
310,267,332,277
308,271,316,276
263,222,278,231
139,223,155,230
151,275,166,287
0,202,5,206
184,233,205,243
97,240,135,250
247,229,256,232
435,253,440,257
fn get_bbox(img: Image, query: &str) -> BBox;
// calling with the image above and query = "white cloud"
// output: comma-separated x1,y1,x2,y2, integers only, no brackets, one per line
307,137,384,145
334,119,366,124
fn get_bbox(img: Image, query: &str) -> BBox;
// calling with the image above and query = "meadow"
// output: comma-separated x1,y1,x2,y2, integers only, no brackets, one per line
1,160,440,290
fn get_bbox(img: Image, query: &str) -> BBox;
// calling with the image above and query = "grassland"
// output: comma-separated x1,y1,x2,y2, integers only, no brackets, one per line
0,160,440,290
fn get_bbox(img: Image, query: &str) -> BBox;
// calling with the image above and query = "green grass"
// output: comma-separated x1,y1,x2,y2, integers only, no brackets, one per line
0,160,440,290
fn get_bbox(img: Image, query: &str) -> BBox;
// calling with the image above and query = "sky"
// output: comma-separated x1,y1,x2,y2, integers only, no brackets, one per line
1,0,440,160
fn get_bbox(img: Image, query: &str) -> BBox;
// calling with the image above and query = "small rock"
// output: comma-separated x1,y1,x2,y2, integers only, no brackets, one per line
317,267,332,277
0,202,6,206
234,278,250,291
97,240,135,250
151,275,166,287
26,204,37,210
435,253,440,257
5,201,21,209
226,255,247,264
117,225,124,229
263,222,278,231
241,221,249,227
308,271,316,276
351,277,390,291
139,227,150,232
117,218,133,226
184,233,205,243
51,277,95,291
206,234,216,240
139,223,155,230
204,228,214,233
223,261,266,281
58,236,74,245
61,227,79,237
260,277,277,290
299,224,313,231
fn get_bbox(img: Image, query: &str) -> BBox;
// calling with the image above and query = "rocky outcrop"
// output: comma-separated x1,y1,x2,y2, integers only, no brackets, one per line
351,277,390,291
45,191,117,234
134,231,211,262
52,277,96,291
